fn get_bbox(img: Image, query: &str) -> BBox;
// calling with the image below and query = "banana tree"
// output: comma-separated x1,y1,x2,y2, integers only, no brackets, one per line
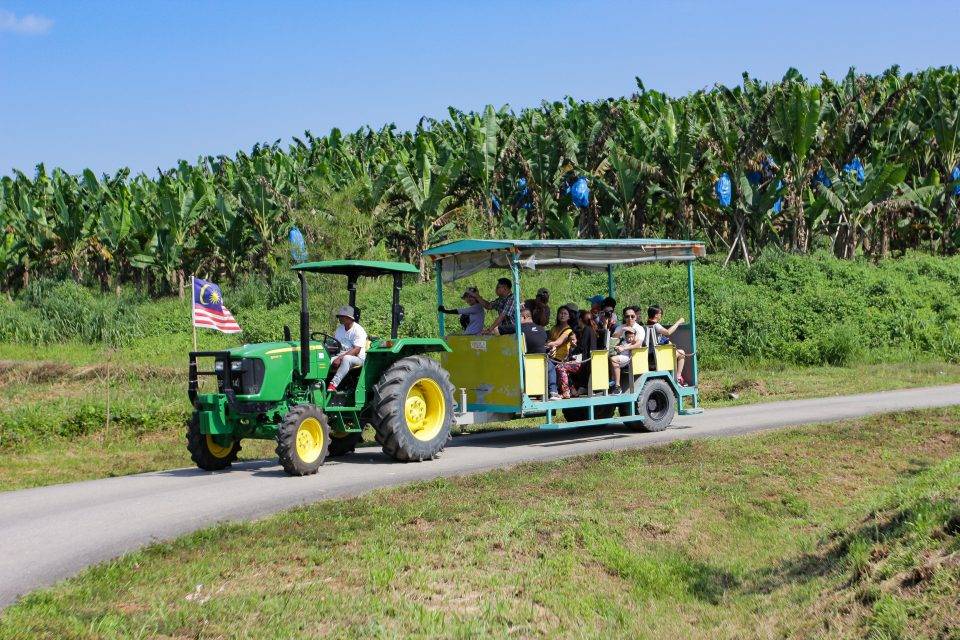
154,171,209,296
810,161,908,258
392,134,465,276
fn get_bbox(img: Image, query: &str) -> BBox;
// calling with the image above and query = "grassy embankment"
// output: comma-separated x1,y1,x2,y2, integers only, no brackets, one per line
2,408,958,639
2,252,960,491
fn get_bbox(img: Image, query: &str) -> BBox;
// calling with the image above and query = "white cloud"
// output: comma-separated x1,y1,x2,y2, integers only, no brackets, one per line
0,9,53,35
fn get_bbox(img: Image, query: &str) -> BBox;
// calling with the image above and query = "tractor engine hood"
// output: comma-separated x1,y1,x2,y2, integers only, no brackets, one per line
222,340,331,402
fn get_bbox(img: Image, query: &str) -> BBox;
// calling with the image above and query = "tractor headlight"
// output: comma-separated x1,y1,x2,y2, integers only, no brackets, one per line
214,360,244,373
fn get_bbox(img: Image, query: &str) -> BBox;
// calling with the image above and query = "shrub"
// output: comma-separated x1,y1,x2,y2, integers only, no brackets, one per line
267,273,299,309
817,324,861,366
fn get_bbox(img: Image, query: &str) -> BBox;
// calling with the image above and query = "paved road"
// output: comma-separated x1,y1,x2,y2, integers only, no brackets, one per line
2,384,959,609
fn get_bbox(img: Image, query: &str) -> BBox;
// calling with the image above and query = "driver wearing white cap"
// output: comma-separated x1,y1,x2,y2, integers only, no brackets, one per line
328,305,368,392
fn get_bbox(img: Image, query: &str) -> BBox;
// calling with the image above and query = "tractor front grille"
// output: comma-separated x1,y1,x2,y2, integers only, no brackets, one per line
189,352,264,406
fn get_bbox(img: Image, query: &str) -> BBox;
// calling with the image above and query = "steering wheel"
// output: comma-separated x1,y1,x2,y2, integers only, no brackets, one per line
310,331,341,355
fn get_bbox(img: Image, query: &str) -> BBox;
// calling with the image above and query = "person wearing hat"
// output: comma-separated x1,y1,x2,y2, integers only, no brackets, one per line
587,294,605,313
327,305,368,392
438,286,485,335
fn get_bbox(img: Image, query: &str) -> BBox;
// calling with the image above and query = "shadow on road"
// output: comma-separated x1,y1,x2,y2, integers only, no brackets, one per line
160,423,690,478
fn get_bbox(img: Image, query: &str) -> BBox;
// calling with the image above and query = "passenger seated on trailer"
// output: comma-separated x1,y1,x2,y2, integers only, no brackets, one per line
572,309,599,394
524,298,550,327
597,297,619,339
478,277,517,336
609,306,644,394
547,306,581,399
536,288,551,323
438,286,485,335
520,307,560,400
643,305,688,385
327,305,368,393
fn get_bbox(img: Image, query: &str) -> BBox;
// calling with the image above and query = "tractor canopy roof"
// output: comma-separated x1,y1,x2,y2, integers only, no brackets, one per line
423,238,706,283
292,260,419,278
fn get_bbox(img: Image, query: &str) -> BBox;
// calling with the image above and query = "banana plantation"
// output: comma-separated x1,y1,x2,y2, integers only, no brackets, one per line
2,65,959,295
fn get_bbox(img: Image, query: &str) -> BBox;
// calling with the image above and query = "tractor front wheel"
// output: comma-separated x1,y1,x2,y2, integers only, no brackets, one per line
186,412,241,471
371,356,454,462
276,404,330,475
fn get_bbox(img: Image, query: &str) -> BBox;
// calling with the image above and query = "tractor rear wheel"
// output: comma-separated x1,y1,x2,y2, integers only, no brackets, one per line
276,404,330,475
327,431,363,457
186,412,241,471
371,356,454,462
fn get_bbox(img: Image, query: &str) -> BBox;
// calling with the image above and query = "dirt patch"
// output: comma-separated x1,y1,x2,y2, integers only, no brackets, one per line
0,359,180,388
726,378,770,398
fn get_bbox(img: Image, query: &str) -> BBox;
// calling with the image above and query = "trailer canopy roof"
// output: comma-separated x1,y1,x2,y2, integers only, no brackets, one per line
423,239,706,283
292,260,419,278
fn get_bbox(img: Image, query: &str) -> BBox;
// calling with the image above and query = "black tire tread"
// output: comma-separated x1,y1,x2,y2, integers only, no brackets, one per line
370,355,454,462
186,412,241,471
275,404,330,475
635,379,676,432
327,432,363,457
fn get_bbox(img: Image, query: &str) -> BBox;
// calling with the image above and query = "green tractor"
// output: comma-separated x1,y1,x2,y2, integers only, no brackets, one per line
187,260,455,476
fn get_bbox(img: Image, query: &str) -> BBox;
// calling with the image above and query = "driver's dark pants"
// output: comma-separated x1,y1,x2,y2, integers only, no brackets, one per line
331,354,364,387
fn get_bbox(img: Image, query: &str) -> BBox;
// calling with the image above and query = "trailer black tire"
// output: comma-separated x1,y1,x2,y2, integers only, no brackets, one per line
371,355,454,462
327,431,363,457
186,412,241,471
276,404,330,476
633,379,676,432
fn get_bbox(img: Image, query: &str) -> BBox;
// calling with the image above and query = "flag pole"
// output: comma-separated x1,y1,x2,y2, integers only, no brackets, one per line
191,275,198,352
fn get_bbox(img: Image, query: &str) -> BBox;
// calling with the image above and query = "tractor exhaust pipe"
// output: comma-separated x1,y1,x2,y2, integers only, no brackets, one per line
298,271,310,378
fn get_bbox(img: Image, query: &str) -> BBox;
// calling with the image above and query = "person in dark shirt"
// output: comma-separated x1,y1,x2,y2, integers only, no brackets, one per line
520,307,547,352
520,307,559,399
572,309,598,394
536,287,551,322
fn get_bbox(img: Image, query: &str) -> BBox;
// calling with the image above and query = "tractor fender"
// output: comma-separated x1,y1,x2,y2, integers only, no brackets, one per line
369,337,451,356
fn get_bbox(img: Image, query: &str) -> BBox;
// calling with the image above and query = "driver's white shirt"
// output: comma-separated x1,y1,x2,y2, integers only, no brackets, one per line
334,322,368,361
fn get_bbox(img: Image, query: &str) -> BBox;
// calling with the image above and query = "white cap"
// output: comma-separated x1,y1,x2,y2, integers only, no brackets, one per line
335,305,355,319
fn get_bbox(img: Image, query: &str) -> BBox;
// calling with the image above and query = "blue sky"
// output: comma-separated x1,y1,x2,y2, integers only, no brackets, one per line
1,1,958,175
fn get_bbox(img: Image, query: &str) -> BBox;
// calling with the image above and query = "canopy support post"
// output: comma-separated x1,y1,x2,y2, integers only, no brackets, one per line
687,261,699,400
511,255,524,400
347,275,357,310
390,273,402,340
435,261,445,338
607,264,615,299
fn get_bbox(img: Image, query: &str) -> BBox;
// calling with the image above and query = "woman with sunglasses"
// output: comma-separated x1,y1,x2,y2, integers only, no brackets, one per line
609,306,644,394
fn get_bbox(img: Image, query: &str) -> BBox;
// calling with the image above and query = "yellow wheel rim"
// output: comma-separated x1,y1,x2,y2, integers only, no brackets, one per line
205,435,234,459
404,378,445,442
295,417,325,464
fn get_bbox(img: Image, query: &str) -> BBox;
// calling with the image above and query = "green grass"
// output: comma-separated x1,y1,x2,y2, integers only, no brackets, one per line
2,355,960,492
2,408,958,639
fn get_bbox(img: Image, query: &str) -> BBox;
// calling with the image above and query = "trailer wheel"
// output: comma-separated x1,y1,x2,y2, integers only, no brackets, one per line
631,379,676,432
371,356,454,462
276,404,330,475
186,412,241,471
327,431,363,457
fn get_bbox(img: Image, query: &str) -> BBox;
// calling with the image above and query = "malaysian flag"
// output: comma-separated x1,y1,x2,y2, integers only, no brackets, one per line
192,277,241,334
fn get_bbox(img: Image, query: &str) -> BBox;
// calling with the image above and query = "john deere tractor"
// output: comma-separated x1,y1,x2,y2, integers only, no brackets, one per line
187,260,455,476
